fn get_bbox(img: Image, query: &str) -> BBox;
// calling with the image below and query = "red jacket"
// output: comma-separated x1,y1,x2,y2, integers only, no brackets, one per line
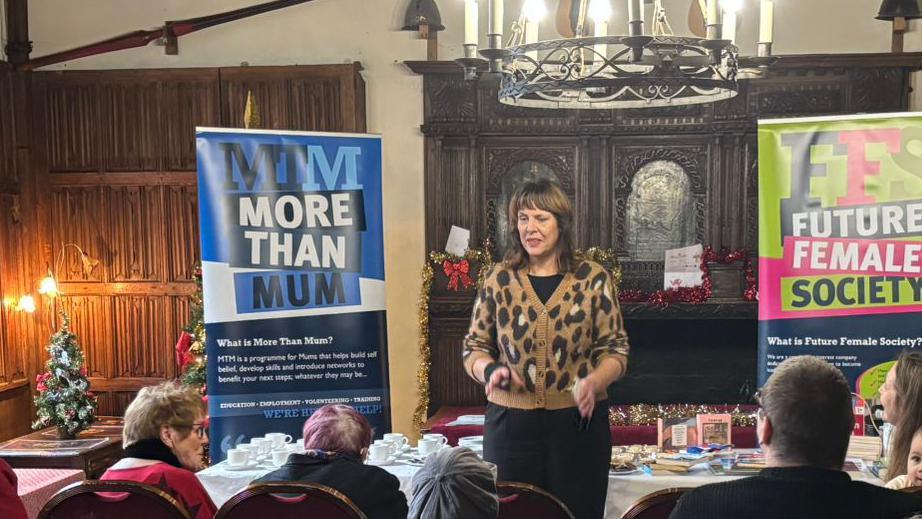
0,459,28,519
102,462,216,519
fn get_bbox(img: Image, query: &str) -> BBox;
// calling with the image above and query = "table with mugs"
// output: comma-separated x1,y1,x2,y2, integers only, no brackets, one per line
197,433,883,518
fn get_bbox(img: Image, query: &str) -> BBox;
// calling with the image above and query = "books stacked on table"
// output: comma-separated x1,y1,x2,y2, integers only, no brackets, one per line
846,435,882,461
647,452,714,474
707,452,765,476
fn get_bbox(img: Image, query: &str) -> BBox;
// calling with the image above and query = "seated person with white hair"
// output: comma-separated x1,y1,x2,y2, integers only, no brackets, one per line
669,355,922,519
254,404,407,519
101,381,216,519
408,446,498,519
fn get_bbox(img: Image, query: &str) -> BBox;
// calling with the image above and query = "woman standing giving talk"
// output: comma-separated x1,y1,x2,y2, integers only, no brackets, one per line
463,179,630,518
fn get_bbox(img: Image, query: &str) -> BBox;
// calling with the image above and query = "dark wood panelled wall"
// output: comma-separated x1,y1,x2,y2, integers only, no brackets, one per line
0,64,366,441
407,54,922,412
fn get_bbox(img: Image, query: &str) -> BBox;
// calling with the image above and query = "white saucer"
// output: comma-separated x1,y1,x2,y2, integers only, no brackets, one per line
225,462,260,471
366,456,398,466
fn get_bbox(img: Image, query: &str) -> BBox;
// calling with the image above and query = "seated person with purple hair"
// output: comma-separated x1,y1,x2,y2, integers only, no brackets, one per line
254,404,407,519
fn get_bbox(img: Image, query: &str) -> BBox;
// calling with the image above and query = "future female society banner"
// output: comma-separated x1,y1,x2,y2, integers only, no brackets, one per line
196,128,388,461
758,113,922,399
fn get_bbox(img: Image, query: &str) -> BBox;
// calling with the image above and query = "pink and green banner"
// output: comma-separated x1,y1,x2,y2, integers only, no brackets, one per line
758,113,922,397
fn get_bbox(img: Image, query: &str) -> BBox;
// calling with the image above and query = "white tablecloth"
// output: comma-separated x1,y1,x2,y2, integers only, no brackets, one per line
197,458,882,518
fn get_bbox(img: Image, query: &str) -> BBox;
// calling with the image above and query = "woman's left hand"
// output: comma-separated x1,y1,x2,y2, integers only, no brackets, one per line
575,374,602,418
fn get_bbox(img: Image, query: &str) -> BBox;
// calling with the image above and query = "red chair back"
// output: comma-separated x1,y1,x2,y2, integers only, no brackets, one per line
496,481,574,519
37,480,191,519
215,482,366,519
620,487,692,519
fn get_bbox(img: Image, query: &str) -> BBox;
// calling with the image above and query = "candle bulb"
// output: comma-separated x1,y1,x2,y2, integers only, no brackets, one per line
523,0,545,61
465,0,478,46
628,0,643,23
525,20,538,44
490,0,504,35
722,0,741,44
589,0,612,65
706,0,720,26
722,11,736,44
627,0,643,37
594,20,608,65
759,0,774,43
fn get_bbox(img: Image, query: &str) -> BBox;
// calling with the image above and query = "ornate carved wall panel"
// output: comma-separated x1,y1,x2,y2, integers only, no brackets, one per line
161,75,221,171
614,144,707,258
107,185,164,282
103,80,162,172
60,296,113,380
428,315,481,413
426,142,482,254
50,186,106,283
408,53,922,409
0,64,367,434
165,185,201,282
220,64,366,133
45,79,102,172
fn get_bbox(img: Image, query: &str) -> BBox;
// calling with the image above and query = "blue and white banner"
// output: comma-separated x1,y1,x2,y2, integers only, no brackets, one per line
196,128,388,461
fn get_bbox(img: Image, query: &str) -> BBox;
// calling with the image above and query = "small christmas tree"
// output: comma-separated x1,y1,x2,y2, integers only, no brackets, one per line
176,264,206,393
33,313,98,439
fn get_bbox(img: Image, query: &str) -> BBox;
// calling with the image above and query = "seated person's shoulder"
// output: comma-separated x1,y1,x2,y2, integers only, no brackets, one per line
362,463,401,485
158,464,206,487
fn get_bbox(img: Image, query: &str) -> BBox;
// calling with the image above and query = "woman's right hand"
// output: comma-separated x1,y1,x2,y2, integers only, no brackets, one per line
486,365,525,395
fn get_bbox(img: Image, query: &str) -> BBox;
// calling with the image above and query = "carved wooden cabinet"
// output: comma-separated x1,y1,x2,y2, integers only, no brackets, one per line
408,54,922,410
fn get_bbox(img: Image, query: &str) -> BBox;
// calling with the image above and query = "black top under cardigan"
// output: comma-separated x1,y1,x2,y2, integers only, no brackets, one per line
669,466,922,519
253,452,408,519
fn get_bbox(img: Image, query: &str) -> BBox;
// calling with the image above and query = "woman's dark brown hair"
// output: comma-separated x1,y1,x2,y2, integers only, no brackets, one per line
503,179,576,272
888,349,922,477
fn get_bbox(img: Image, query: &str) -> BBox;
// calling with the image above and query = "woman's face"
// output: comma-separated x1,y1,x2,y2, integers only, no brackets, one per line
880,364,899,423
162,413,207,471
517,207,560,264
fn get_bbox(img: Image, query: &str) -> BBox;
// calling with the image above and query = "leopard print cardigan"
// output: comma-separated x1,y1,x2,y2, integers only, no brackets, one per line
462,260,630,410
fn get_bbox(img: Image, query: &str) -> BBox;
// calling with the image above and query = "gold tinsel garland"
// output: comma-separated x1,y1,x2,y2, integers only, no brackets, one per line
412,260,434,434
609,404,757,428
413,248,496,432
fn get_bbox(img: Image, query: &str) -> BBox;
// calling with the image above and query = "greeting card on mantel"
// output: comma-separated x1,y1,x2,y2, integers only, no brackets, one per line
664,244,704,290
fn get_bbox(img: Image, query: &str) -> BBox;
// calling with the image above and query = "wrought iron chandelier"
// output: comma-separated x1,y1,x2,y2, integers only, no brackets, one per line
456,0,777,109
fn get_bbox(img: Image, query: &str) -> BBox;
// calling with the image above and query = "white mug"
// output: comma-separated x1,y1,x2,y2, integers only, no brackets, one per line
417,438,440,456
373,439,398,456
383,433,408,450
271,450,291,466
286,443,303,453
266,433,293,449
227,448,248,466
237,443,258,460
423,433,448,446
368,443,390,462
458,436,482,447
251,437,272,455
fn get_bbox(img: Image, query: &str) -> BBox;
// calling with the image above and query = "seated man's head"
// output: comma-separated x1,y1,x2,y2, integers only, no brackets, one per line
757,355,853,469
123,381,208,471
302,404,372,458
408,446,498,519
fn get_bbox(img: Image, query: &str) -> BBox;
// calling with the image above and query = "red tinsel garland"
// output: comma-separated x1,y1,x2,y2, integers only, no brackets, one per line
619,247,758,307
